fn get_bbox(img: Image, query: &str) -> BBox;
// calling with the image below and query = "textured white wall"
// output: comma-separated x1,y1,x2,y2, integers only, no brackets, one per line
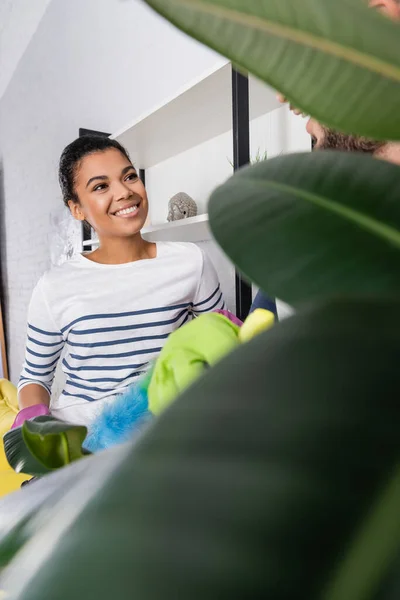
0,0,223,383
0,0,52,99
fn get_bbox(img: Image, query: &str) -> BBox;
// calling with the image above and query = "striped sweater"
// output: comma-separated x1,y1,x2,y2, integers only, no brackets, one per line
19,242,225,425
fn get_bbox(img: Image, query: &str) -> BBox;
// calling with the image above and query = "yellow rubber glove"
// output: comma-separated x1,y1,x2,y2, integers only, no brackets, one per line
239,309,275,344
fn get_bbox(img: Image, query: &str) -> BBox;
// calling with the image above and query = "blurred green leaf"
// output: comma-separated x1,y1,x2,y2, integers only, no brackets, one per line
3,416,89,476
0,444,126,570
143,0,400,140
4,427,49,477
209,151,400,306
1,299,399,599
0,443,127,570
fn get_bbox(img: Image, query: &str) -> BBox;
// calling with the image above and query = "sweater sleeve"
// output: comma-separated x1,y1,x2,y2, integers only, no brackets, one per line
192,249,226,316
18,279,64,396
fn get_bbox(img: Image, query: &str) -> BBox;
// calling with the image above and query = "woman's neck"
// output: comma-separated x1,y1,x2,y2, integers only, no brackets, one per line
86,233,157,265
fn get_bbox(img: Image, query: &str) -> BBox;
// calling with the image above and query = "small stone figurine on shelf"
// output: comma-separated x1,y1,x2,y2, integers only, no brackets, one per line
167,192,198,222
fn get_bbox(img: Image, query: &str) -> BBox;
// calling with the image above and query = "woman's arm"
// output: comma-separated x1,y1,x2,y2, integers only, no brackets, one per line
18,383,50,409
16,279,64,423
192,249,226,316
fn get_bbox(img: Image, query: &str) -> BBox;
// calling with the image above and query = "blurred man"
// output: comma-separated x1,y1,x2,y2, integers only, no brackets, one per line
306,120,400,165
291,0,400,164
250,0,400,316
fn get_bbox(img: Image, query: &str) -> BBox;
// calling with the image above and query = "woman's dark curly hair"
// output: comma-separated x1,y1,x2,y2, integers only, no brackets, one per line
59,135,131,206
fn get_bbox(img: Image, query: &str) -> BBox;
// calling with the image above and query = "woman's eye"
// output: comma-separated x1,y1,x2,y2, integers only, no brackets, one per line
126,173,138,182
93,183,108,192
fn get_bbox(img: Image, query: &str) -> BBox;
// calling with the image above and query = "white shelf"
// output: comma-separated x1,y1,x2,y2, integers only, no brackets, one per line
142,214,211,243
81,215,211,246
112,62,280,169
82,238,98,247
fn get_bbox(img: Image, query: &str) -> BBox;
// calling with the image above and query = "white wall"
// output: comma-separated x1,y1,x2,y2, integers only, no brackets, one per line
250,107,311,159
146,105,310,226
0,0,52,100
146,130,233,224
0,0,224,383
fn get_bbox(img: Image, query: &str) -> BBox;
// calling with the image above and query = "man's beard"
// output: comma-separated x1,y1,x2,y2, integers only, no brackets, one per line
315,127,385,155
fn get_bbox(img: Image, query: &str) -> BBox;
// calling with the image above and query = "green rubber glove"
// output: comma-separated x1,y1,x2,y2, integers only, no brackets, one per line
148,313,240,415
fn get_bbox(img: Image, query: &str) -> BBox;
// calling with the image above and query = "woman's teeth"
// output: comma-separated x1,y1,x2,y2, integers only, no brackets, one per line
114,205,138,216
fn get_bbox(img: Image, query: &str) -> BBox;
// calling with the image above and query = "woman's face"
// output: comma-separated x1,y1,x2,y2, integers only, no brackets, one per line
69,148,149,239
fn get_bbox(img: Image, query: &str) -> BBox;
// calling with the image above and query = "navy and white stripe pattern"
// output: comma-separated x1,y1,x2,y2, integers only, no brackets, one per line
191,284,224,316
20,324,64,395
19,242,225,412
60,301,193,402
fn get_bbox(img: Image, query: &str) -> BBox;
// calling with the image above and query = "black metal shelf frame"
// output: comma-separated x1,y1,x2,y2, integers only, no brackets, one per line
231,68,252,321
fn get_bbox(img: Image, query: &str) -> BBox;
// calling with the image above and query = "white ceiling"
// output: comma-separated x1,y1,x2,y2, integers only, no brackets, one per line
0,0,52,100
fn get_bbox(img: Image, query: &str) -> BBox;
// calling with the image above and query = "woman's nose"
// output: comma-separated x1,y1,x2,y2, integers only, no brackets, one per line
113,181,131,200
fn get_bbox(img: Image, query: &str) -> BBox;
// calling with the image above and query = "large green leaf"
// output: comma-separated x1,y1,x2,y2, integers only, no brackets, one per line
209,151,400,306
0,443,128,569
142,0,400,141
3,416,89,476
0,298,399,599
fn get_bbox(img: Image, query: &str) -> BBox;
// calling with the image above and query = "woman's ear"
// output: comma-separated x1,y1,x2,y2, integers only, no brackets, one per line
68,200,85,222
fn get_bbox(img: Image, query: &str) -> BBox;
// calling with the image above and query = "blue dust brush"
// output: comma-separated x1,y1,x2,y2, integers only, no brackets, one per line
83,383,152,453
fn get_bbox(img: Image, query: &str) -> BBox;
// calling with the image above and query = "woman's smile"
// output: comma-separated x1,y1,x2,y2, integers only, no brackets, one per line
112,201,141,218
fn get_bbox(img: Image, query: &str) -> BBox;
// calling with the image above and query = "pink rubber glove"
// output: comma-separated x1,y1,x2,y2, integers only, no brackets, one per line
11,404,50,429
214,309,243,327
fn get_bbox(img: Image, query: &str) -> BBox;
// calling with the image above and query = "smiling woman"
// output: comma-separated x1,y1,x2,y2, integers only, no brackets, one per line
14,135,225,428
60,137,153,263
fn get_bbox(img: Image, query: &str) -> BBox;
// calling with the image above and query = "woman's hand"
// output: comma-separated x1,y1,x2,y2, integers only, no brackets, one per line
12,404,50,429
13,384,51,428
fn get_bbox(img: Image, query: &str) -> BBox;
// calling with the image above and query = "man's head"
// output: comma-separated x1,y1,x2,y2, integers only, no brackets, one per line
306,0,400,165
305,120,400,165
307,120,400,168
